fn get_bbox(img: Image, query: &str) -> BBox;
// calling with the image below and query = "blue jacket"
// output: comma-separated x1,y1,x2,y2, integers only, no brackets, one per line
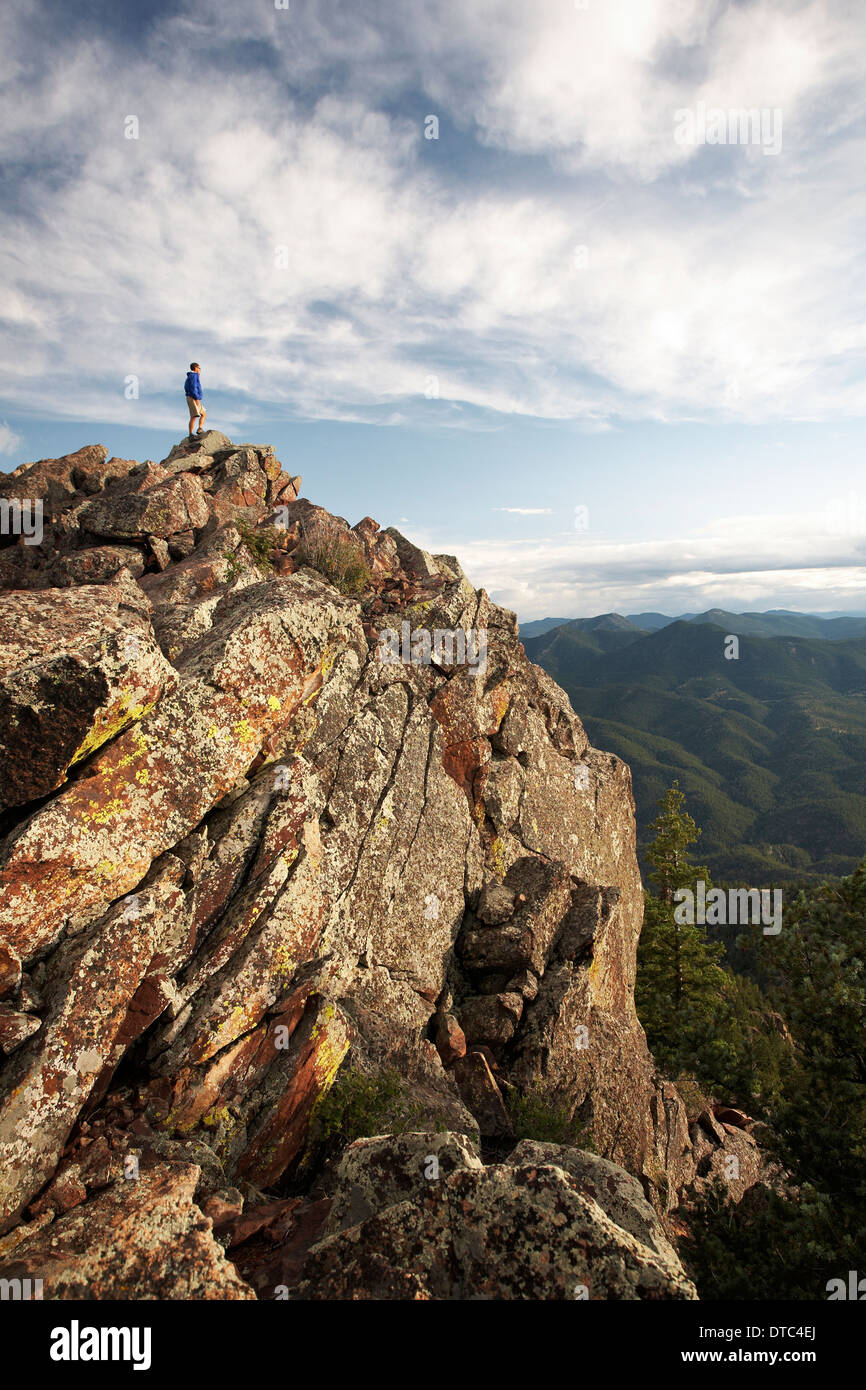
184,370,202,400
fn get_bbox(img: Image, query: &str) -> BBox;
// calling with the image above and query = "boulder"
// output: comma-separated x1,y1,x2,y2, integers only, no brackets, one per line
460,858,573,975
0,570,176,811
80,472,210,541
323,1131,483,1235
509,1140,682,1272
0,445,135,514
295,1134,697,1300
159,430,233,469
0,1005,41,1053
434,1012,466,1066
457,991,523,1046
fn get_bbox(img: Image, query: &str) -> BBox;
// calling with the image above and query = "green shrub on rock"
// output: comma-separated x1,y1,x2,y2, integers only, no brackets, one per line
293,519,371,597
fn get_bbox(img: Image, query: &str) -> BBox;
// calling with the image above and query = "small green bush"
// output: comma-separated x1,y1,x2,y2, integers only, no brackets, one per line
222,519,283,581
222,550,244,583
236,519,283,573
507,1084,595,1149
311,1067,419,1156
293,519,371,597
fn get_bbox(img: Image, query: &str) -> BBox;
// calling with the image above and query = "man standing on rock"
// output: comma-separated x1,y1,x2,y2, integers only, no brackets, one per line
184,362,206,438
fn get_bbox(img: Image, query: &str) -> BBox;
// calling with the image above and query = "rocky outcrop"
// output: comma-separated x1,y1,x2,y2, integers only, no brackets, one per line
684,1105,775,1202
0,434,761,1297
293,1132,697,1300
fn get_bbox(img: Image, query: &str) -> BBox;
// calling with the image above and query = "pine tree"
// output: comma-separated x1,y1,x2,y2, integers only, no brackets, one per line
645,781,708,904
636,782,731,1082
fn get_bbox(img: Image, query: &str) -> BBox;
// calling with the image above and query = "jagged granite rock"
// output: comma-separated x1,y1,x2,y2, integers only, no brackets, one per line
0,444,135,514
294,1132,697,1300
509,1139,682,1270
0,569,176,811
0,1161,254,1299
0,574,357,963
0,854,193,1228
78,471,210,542
0,434,767,1292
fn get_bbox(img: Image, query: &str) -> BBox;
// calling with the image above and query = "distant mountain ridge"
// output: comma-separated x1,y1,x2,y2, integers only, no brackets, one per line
520,609,866,642
519,616,573,638
523,613,866,882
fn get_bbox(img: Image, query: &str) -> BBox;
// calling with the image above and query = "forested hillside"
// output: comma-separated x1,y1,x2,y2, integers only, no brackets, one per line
524,616,866,881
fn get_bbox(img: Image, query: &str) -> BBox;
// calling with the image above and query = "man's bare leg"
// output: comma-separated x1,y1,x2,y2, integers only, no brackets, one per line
196,407,206,434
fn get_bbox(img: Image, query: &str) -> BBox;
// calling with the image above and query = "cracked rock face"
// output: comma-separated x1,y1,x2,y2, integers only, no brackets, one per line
0,569,176,812
0,436,763,1296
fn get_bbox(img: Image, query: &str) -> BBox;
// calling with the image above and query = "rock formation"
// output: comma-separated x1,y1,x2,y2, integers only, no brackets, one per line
0,433,763,1299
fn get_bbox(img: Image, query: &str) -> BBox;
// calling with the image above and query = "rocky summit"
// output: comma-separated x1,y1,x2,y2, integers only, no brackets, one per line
0,435,768,1300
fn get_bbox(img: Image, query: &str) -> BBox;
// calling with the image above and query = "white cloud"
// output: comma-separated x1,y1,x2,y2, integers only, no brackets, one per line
0,0,864,432
0,421,22,455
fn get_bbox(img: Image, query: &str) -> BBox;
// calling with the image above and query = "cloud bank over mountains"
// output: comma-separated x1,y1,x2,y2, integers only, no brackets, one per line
411,506,866,620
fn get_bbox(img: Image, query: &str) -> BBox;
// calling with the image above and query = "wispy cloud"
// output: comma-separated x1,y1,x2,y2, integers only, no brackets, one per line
0,422,22,456
0,0,865,431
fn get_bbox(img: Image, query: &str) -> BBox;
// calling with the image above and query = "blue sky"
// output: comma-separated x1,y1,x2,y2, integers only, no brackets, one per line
1,0,864,620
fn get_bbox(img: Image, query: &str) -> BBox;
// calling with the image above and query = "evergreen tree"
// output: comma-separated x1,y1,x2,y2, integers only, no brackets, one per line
636,782,730,1084
636,782,790,1108
768,864,866,1210
645,781,708,904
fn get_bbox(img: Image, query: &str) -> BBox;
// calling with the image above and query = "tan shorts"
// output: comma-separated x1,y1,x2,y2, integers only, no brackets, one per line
186,396,204,416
